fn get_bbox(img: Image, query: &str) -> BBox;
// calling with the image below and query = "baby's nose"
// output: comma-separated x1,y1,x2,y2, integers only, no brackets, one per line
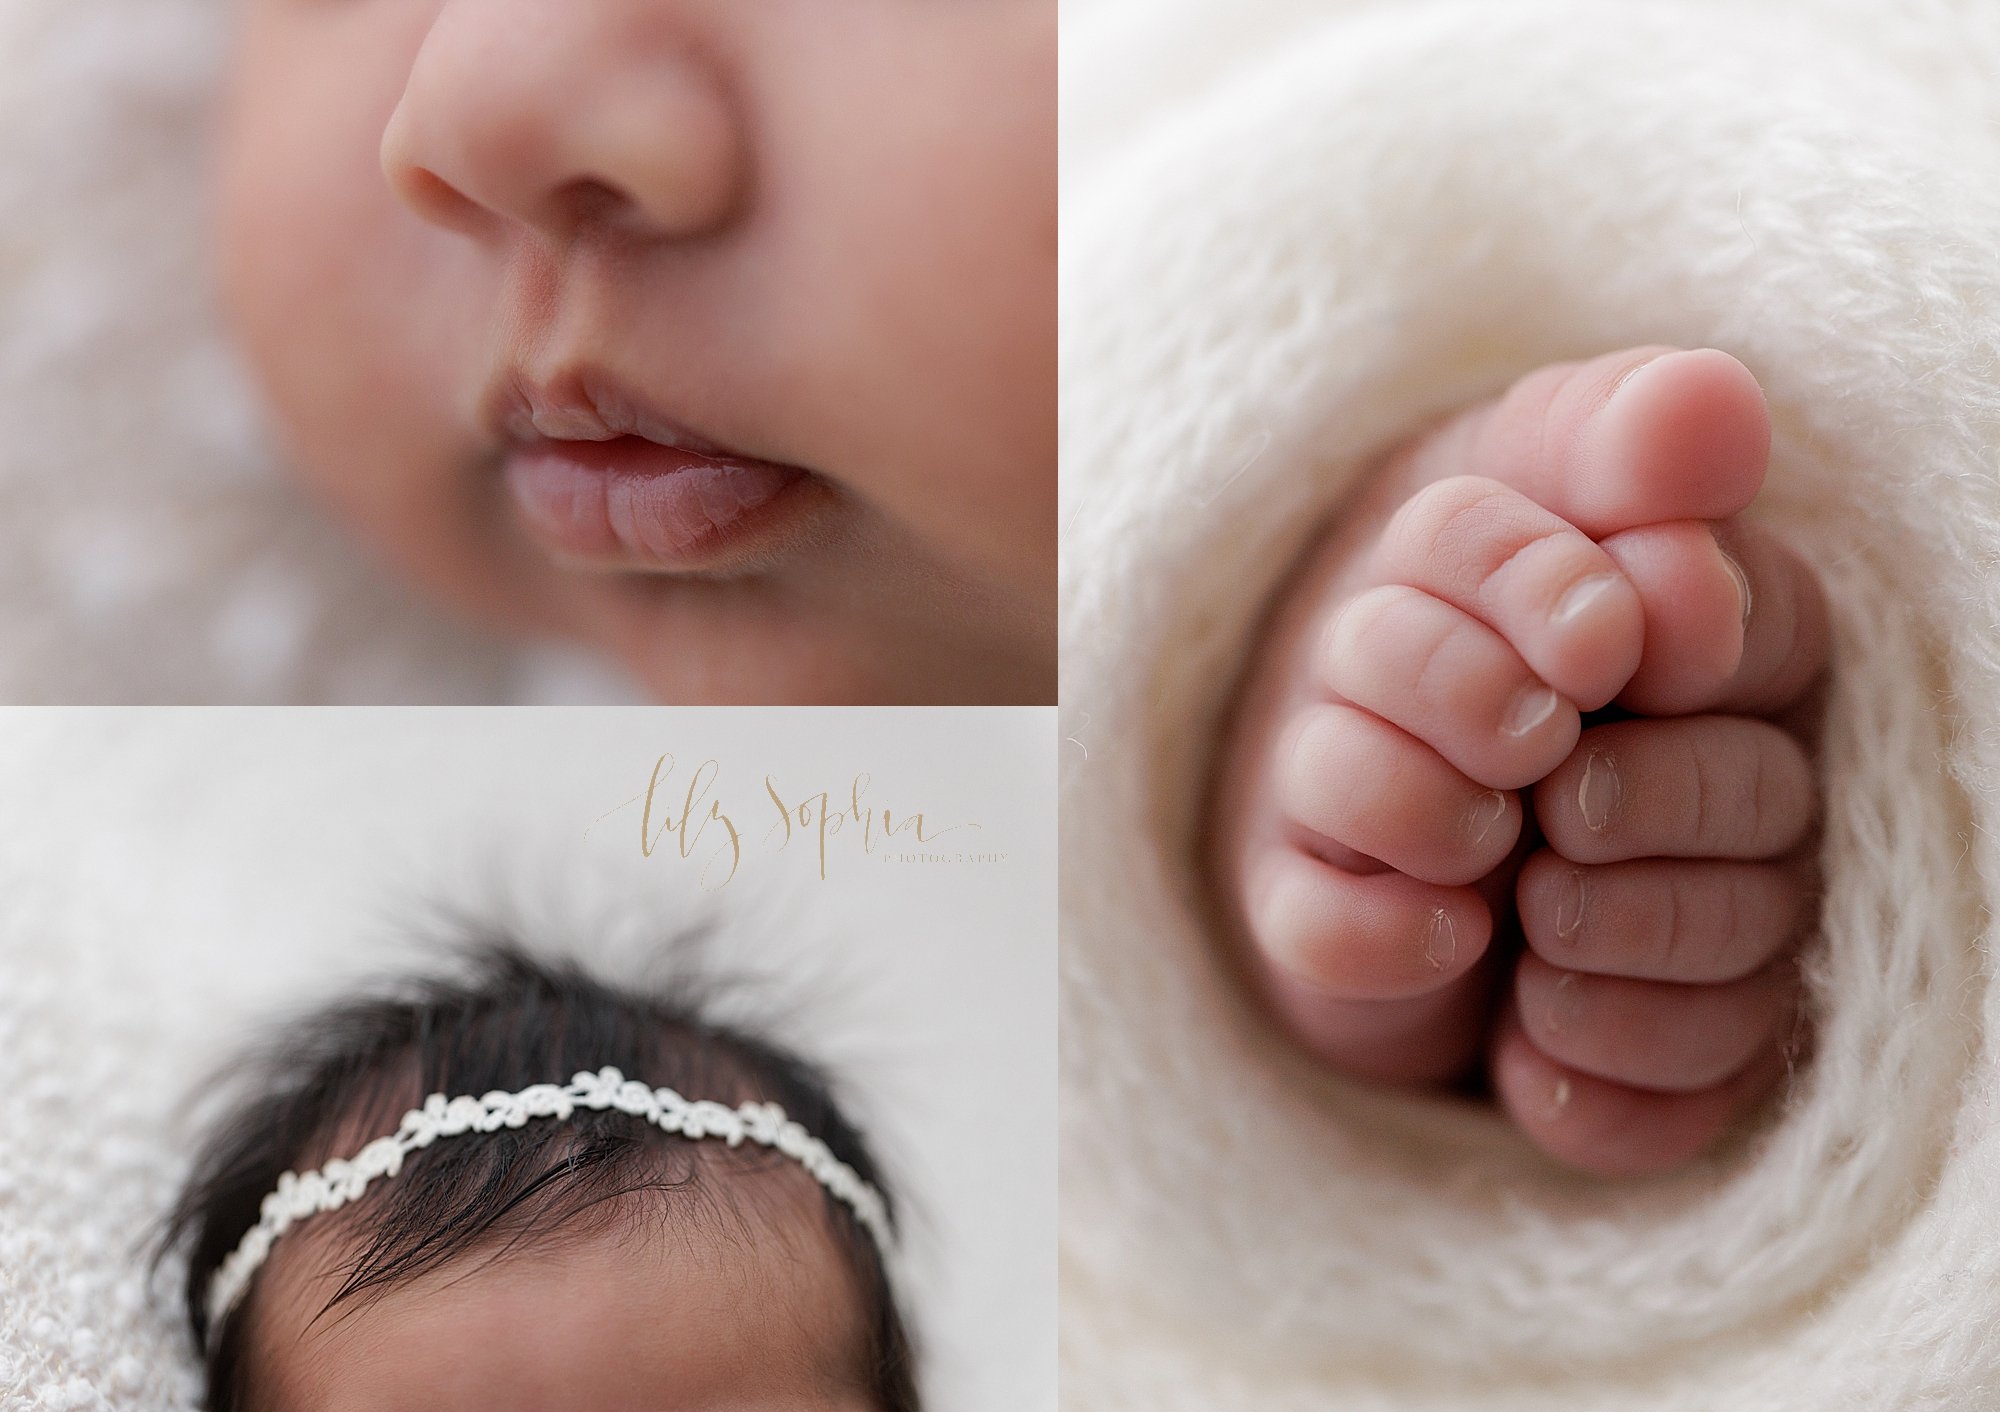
379,2,744,244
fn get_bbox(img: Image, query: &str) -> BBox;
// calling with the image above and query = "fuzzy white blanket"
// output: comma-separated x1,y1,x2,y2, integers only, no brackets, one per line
0,710,1055,1411
0,3,632,703
1060,1,2000,1407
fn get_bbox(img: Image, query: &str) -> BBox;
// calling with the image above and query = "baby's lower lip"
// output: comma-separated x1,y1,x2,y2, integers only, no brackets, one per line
503,437,811,572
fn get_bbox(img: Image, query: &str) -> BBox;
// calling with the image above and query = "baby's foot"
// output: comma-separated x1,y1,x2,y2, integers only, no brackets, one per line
1208,348,1829,1176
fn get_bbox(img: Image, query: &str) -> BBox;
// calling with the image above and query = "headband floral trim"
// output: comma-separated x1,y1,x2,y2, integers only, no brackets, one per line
204,1065,893,1336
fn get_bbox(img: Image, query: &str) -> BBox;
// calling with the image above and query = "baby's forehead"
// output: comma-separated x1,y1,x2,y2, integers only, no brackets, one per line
252,1182,874,1412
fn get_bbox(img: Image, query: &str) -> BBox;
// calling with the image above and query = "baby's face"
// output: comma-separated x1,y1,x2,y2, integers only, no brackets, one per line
252,1202,877,1410
220,1,1054,703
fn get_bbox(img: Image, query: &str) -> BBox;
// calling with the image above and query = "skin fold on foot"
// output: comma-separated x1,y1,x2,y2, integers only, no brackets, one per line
1208,347,1829,1178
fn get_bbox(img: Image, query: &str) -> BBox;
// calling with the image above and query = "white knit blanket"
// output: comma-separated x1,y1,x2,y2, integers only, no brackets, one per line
1060,1,2000,1407
0,2,632,703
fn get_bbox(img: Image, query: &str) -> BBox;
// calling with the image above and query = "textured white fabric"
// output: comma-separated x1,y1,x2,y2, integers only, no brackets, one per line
0,1,633,703
0,710,1056,1412
1061,1,2000,1407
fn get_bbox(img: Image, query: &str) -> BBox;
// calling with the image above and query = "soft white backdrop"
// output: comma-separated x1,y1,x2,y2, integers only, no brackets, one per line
0,708,1054,1412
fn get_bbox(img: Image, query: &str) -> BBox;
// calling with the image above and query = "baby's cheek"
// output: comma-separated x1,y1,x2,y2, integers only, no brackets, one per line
220,109,502,596
221,14,458,468
761,18,1053,602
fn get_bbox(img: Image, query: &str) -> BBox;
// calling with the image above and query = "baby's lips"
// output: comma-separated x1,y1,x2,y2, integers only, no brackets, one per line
503,438,810,573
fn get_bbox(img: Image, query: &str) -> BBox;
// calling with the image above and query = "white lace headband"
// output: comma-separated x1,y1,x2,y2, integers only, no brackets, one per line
204,1065,894,1335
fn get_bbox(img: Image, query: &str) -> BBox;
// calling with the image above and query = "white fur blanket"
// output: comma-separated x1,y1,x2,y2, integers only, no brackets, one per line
0,710,1055,1411
1060,1,2000,1407
0,3,632,703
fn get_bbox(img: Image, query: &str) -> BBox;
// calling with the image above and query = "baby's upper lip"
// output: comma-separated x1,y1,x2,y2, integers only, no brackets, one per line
483,366,739,458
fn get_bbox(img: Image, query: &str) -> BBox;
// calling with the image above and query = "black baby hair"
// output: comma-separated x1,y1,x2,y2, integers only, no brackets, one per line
157,939,919,1411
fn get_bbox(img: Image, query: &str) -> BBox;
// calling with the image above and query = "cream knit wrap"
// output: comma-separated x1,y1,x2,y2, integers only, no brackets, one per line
1061,1,2000,1406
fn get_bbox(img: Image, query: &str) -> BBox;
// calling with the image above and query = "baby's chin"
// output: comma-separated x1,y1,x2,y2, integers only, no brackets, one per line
593,588,1048,706
487,517,1038,705
555,554,923,706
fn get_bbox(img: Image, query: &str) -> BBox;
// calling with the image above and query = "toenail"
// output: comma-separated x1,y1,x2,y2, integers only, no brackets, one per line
1553,574,1621,626
1424,907,1456,972
1554,868,1587,942
1547,971,1585,1034
1608,352,1670,399
1502,684,1560,738
1719,542,1754,627
1319,595,1362,665
1578,750,1622,831
1463,789,1509,845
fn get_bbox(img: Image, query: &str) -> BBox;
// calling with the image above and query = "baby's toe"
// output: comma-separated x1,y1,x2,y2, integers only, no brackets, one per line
1532,717,1817,866
1242,846,1498,1084
1280,702,1523,886
1256,934,1501,1085
1491,1005,1791,1178
1396,347,1770,539
1603,519,1830,719
1323,585,1581,791
1247,847,1493,1001
1511,950,1792,1092
1369,475,1642,709
1516,851,1807,983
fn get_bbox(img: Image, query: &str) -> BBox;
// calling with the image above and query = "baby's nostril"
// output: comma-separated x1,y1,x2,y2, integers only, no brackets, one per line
553,176,632,231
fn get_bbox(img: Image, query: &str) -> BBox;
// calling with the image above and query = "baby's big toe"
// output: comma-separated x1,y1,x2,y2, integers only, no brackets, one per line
1399,347,1770,540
